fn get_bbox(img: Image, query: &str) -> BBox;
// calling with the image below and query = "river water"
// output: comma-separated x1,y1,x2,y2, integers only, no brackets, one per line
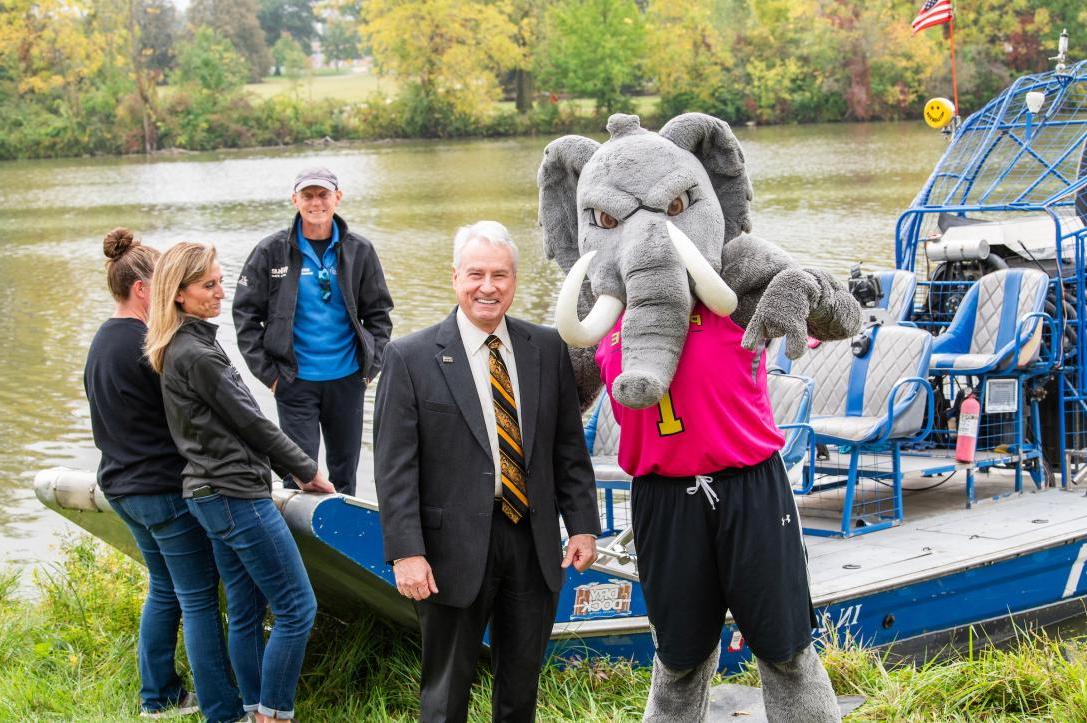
0,121,945,571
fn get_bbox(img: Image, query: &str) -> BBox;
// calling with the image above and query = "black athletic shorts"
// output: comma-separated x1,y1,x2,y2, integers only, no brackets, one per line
631,453,816,669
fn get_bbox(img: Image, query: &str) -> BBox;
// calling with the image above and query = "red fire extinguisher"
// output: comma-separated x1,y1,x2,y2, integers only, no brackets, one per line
956,391,981,463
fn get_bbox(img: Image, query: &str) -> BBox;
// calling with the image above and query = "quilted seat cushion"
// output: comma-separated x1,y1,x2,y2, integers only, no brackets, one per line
930,352,1000,372
810,415,884,442
592,456,631,482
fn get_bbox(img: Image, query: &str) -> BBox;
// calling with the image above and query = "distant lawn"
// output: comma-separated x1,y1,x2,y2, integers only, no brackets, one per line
244,71,659,117
493,94,660,116
245,69,396,102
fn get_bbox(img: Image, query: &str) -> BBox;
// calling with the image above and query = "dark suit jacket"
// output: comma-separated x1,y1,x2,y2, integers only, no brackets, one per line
374,310,601,608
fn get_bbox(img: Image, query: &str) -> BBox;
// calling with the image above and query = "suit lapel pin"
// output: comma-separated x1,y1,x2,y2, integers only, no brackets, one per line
442,355,455,363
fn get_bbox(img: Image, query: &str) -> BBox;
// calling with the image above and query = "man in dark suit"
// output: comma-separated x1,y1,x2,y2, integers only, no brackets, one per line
374,220,600,722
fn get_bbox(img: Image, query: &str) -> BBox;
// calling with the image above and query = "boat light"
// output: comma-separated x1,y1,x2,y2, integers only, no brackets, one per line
1026,91,1046,114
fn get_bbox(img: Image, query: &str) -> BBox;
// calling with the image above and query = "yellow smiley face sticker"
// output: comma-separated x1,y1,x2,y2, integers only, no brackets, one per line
924,98,956,129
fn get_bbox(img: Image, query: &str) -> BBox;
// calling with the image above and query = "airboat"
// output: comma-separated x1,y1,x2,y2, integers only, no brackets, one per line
35,39,1087,673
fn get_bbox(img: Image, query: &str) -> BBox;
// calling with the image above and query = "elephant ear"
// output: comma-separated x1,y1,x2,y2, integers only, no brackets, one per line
538,135,605,410
659,113,753,242
537,135,600,274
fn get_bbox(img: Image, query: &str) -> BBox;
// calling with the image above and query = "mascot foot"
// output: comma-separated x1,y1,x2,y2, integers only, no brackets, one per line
613,371,666,410
642,643,719,722
757,644,841,723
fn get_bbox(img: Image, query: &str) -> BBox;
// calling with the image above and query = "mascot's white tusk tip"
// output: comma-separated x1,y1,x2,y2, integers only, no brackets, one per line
665,220,738,317
554,250,625,347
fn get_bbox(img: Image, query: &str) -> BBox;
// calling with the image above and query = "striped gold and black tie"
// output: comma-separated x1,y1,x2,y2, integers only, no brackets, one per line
486,335,529,523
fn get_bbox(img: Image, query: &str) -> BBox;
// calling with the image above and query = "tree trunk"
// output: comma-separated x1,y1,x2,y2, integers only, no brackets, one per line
515,69,534,113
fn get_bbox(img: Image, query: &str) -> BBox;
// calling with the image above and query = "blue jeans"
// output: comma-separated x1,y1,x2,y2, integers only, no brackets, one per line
187,493,318,720
109,493,245,723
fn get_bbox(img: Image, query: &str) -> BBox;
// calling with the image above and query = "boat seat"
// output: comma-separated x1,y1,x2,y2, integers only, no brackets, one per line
584,393,629,484
797,325,934,537
929,268,1049,375
586,371,817,483
768,268,917,374
871,268,919,325
766,373,815,487
809,325,933,444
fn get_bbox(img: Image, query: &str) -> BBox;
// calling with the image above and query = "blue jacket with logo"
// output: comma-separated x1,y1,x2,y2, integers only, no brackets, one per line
233,213,394,387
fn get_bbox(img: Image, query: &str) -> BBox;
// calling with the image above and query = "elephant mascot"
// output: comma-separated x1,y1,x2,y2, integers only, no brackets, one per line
538,113,860,723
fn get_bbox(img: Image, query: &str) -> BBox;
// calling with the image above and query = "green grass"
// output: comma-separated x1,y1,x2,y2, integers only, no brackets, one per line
244,69,396,102
3,537,1087,721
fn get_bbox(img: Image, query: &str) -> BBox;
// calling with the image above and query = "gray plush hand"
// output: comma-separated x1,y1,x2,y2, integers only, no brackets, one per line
740,268,817,360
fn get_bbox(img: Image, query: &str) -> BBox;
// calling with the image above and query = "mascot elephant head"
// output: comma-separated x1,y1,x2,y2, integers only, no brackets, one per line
538,113,861,412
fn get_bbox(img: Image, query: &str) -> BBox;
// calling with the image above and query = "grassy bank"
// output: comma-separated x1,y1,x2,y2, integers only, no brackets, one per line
3,537,1087,721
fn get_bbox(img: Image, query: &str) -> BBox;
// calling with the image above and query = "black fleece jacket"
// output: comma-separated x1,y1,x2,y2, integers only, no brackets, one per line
161,318,317,498
233,213,394,387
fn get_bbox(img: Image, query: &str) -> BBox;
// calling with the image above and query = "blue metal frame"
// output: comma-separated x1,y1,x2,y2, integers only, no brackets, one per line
804,377,935,537
893,58,1087,493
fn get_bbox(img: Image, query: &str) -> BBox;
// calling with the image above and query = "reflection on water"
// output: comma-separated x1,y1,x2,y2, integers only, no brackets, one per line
0,122,945,569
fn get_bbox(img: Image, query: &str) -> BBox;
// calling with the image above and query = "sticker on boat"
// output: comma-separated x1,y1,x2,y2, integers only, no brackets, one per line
571,579,633,618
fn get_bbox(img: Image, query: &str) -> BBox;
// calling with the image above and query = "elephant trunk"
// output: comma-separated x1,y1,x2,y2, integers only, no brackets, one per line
612,216,693,410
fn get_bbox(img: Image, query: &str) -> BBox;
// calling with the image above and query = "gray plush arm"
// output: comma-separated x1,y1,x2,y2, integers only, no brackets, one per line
721,233,861,359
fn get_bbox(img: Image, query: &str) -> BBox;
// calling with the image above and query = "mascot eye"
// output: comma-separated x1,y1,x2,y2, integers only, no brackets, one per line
666,191,692,217
590,209,619,229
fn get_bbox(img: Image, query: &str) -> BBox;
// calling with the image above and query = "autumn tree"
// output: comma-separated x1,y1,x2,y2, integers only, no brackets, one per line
259,0,317,54
506,0,543,112
322,21,361,67
363,0,524,134
644,0,736,118
536,0,646,114
136,0,182,75
189,0,273,82
272,35,308,80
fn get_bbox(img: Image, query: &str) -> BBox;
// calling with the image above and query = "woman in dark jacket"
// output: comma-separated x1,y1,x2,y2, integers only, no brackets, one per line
146,242,333,723
84,228,245,722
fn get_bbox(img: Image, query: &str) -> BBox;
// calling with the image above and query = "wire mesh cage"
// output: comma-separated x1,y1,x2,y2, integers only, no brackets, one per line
798,447,902,536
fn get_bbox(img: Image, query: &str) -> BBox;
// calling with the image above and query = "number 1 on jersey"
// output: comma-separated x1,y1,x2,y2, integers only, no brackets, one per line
657,392,685,436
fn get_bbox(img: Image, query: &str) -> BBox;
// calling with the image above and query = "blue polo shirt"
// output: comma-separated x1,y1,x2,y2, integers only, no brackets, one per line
293,221,360,381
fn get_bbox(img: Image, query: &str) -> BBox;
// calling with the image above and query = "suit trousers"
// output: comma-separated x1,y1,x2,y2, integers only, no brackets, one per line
275,369,365,496
416,503,560,723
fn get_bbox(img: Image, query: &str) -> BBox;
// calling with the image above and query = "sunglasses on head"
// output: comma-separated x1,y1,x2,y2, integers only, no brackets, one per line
317,268,332,303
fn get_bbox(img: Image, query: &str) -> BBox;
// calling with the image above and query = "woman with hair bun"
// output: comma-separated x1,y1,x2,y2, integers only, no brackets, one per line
147,242,333,723
84,228,246,722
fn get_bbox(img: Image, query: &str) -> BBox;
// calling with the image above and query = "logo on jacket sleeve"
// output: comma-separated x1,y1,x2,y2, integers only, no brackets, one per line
238,275,249,287
271,266,288,278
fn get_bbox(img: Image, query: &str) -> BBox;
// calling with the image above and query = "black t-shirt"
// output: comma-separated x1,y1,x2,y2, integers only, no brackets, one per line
308,237,331,261
83,318,186,496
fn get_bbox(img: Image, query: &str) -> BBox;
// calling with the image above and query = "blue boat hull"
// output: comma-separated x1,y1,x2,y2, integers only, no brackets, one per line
34,470,1087,673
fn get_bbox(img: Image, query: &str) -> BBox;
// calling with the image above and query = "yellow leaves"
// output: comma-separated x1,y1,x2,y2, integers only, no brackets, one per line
18,73,66,95
363,0,524,118
0,0,123,98
645,0,733,106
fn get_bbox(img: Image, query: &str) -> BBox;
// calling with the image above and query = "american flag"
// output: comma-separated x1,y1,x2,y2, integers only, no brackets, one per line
912,0,953,34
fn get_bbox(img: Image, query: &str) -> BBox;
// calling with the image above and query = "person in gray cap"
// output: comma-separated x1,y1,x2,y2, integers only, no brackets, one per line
233,166,393,496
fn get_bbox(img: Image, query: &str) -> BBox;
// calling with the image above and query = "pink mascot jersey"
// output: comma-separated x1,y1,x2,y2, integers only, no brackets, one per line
595,303,784,478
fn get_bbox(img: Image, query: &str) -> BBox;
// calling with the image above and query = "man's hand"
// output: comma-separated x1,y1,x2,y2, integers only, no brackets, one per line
394,555,439,601
299,470,335,494
561,534,598,572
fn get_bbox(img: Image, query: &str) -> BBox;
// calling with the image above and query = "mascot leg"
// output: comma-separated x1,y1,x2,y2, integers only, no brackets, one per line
756,644,840,723
642,641,719,723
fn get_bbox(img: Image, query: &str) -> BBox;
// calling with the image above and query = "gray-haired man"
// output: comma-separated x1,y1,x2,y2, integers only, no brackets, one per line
374,221,600,722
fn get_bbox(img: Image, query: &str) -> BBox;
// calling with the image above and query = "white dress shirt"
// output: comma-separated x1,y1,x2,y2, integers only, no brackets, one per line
456,308,523,498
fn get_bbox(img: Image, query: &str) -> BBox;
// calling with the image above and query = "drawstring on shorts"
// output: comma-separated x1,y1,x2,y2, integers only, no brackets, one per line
686,475,719,510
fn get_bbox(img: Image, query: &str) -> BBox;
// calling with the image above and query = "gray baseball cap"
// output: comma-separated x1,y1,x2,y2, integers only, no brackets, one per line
292,166,339,193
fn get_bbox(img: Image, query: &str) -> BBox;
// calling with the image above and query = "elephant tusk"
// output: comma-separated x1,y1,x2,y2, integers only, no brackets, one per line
554,250,625,347
666,221,738,317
